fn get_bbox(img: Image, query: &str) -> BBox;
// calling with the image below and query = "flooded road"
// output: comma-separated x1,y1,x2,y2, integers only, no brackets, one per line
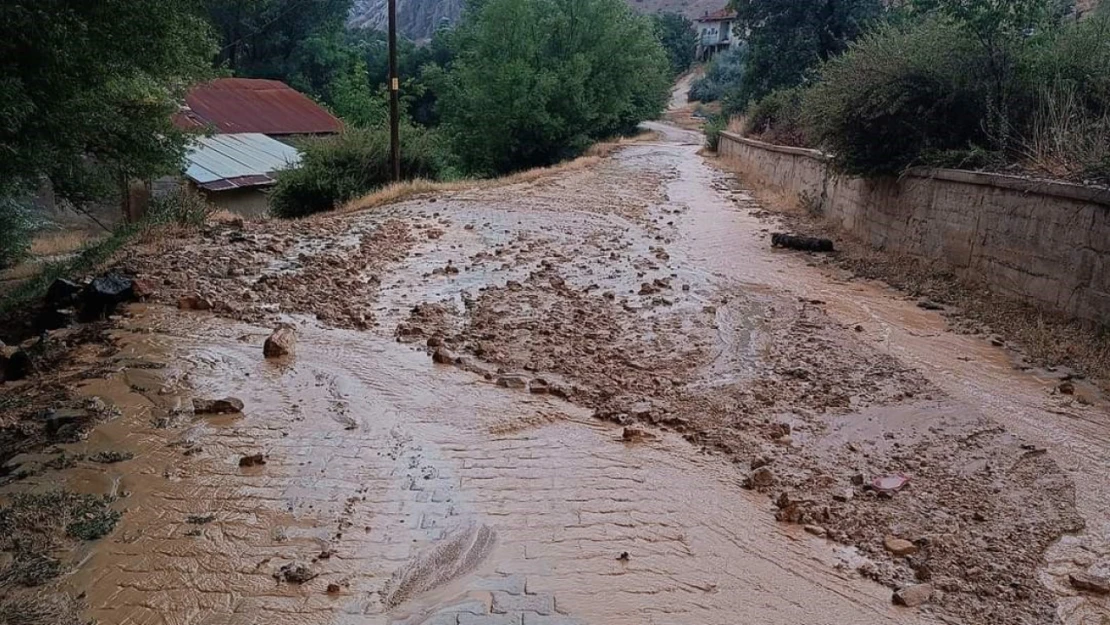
9,102,1109,625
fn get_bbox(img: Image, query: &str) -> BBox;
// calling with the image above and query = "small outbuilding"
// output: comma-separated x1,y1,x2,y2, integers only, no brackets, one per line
182,133,301,217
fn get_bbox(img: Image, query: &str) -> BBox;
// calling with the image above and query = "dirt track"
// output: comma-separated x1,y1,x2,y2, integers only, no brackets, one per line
4,93,1110,625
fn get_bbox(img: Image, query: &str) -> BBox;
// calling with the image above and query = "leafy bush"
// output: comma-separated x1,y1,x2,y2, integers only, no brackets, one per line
802,16,995,176
689,47,747,103
0,198,40,270
269,126,448,218
744,87,807,146
703,115,727,151
434,0,671,176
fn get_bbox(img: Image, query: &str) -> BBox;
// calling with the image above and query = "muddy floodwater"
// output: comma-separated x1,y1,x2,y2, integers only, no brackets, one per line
5,103,1109,625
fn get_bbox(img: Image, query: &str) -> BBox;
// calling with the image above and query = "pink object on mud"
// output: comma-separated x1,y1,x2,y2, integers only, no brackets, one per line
872,474,910,492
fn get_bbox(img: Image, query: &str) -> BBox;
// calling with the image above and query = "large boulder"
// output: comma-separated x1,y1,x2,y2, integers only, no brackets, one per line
263,327,296,358
78,273,136,321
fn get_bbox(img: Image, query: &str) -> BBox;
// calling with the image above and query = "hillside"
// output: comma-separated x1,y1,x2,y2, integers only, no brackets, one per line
349,0,726,40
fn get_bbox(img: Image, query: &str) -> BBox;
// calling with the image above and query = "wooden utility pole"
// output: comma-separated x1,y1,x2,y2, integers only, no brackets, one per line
388,0,401,182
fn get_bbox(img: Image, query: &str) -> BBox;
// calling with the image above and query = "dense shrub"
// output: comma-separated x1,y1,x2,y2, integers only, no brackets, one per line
689,47,747,104
802,16,995,176
703,115,727,151
434,0,671,176
0,198,39,270
269,126,448,218
744,87,807,146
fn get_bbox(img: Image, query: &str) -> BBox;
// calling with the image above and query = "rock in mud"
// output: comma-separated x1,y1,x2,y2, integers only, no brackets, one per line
79,273,136,321
432,347,457,364
239,453,267,467
273,562,317,584
1057,381,1076,395
3,349,33,382
529,378,551,394
743,467,775,490
193,397,245,415
893,583,933,607
178,294,213,311
44,408,93,437
496,374,528,389
1069,572,1110,594
771,233,835,253
263,327,296,358
884,536,918,556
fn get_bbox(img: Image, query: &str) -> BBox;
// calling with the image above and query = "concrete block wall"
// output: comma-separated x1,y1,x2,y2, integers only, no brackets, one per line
718,131,1110,323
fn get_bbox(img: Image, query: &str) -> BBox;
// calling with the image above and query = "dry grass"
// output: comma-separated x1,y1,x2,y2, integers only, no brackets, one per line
342,133,657,215
710,153,1110,387
28,231,100,257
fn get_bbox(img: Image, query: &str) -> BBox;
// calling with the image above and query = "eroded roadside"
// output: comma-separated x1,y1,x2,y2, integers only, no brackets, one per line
0,120,1106,625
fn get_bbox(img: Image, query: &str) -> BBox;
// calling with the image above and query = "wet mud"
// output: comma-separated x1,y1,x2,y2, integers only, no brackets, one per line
2,106,1108,624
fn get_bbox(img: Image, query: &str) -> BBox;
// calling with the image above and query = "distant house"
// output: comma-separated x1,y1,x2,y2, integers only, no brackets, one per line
695,7,739,62
174,78,343,138
181,133,301,216
160,79,341,216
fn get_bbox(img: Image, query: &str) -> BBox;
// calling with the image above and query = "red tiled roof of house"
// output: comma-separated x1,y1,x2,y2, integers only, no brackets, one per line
700,7,738,21
175,78,342,136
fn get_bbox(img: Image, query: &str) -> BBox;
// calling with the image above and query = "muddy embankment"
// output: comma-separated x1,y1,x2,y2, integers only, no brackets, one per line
0,120,1107,625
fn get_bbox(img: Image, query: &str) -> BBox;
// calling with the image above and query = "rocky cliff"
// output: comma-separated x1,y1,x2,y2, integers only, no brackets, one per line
349,0,724,40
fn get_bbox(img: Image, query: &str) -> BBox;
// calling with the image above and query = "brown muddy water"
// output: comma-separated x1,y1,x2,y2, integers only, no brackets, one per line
6,115,1109,625
37,308,922,625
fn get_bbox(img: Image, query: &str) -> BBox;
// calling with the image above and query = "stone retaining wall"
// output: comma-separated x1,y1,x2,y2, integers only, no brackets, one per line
718,131,1110,323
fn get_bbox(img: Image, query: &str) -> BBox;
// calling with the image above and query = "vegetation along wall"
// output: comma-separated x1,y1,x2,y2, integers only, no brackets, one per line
718,132,1110,323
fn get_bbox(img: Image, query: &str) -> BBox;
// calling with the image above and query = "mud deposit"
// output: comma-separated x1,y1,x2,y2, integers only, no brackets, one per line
2,115,1108,624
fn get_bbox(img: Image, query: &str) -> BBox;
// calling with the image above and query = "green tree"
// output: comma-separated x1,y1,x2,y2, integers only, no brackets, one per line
434,0,671,175
652,13,698,76
730,0,884,107
0,0,217,207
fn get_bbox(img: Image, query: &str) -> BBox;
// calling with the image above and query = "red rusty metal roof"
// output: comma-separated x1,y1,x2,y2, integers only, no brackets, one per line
175,78,342,136
699,7,738,21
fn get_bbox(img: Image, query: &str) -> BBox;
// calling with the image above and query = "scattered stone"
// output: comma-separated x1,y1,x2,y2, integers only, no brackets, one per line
884,536,919,556
639,282,659,296
178,295,213,311
1069,572,1110,594
45,278,83,309
771,233,834,253
1057,381,1076,395
990,336,1005,347
850,473,866,486
327,583,342,594
621,426,656,442
193,397,245,415
432,347,457,364
743,467,775,489
750,456,771,470
44,408,92,437
893,583,933,607
917,300,945,311
529,378,550,394
186,514,216,525
263,327,297,358
832,489,855,502
496,374,528,389
274,562,317,584
239,453,267,467
617,551,630,562
79,273,136,321
871,474,910,493
4,350,33,382
804,525,827,537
